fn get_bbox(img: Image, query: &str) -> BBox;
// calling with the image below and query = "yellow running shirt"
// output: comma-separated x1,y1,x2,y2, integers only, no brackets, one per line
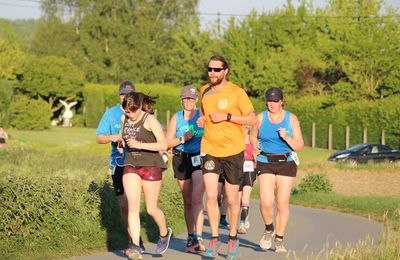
200,82,254,157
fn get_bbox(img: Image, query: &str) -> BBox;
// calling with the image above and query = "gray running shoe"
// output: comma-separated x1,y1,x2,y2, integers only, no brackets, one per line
244,215,250,229
259,230,274,250
156,227,172,254
275,237,287,253
126,244,143,260
238,221,247,234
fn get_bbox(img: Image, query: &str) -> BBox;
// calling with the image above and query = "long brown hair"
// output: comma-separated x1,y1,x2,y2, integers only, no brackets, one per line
122,92,157,114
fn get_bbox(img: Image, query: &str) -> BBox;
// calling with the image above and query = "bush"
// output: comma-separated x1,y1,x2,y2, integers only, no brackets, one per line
0,79,13,126
84,88,105,128
296,173,333,194
7,95,52,130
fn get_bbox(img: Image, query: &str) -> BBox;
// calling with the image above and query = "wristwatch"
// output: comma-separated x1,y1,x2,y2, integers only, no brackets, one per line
179,136,185,144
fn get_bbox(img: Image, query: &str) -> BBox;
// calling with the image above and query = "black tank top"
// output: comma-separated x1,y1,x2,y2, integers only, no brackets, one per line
123,113,167,169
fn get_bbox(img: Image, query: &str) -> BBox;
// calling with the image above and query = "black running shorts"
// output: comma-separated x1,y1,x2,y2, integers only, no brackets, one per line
202,151,244,185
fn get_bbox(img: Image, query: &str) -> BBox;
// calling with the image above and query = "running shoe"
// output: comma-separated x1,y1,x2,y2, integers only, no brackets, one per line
226,239,240,260
126,243,143,260
259,230,274,250
219,218,229,228
185,235,197,252
205,239,222,257
274,237,287,253
238,221,247,234
195,237,206,252
156,227,172,255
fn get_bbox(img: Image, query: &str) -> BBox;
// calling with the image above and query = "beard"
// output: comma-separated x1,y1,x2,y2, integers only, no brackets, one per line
209,75,224,87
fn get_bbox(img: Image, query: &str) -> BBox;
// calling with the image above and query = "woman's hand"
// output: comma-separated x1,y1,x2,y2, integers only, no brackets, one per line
126,139,142,149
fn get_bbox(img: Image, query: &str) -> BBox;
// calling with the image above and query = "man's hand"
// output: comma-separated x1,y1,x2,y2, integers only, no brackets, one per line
197,116,205,128
209,113,228,123
110,134,122,143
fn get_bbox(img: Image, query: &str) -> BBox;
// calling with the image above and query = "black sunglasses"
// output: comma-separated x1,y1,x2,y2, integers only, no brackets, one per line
208,67,224,72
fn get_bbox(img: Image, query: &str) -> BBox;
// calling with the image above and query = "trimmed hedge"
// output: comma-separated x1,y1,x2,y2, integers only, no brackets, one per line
285,95,400,149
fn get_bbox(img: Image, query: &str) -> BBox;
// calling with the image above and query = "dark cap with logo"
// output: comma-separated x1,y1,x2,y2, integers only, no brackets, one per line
265,87,283,102
119,81,135,95
180,85,198,99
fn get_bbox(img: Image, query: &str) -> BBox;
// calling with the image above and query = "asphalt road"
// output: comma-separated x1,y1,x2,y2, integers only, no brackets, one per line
70,202,382,260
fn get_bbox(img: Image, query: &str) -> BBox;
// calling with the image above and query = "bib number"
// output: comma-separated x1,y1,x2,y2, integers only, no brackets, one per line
290,152,300,166
191,155,201,167
243,160,254,172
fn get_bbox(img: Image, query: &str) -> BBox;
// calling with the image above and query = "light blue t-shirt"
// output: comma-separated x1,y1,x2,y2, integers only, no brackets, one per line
96,104,125,167
174,109,204,153
257,110,293,163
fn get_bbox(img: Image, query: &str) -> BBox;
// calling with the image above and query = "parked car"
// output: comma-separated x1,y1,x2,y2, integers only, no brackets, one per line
328,143,400,164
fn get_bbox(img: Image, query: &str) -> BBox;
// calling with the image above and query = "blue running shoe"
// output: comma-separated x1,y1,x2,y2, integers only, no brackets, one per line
205,239,222,257
227,239,240,260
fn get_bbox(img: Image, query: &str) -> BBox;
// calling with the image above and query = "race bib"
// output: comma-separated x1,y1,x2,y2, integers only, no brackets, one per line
243,160,254,172
191,155,201,167
109,165,116,176
290,152,300,166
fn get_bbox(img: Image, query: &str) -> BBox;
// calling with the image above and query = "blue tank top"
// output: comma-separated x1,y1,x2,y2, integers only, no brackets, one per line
257,110,293,163
175,109,204,153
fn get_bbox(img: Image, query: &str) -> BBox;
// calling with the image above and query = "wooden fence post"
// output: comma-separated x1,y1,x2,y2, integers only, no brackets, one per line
328,124,333,150
381,130,385,145
363,128,367,143
345,126,350,149
312,123,316,148
166,110,170,129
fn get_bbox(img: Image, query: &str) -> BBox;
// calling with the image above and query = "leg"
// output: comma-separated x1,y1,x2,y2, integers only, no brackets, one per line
123,173,142,246
258,174,276,225
192,170,205,236
275,175,294,237
177,179,194,234
142,180,168,236
203,172,220,237
224,181,240,237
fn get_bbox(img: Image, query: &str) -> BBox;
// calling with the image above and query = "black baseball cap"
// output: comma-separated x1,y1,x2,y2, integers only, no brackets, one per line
119,81,135,95
265,87,283,102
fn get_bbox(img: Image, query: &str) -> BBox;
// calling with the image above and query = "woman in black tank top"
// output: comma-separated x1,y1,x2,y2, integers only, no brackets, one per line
120,92,172,258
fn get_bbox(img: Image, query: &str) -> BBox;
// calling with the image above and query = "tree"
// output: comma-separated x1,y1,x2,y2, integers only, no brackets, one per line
0,38,26,80
18,55,84,113
318,0,400,99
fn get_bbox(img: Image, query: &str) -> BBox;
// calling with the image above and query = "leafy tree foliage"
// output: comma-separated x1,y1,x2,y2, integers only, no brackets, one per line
18,55,84,112
8,95,52,130
0,38,26,80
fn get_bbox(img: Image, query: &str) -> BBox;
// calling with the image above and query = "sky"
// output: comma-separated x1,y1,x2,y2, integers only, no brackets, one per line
0,0,399,23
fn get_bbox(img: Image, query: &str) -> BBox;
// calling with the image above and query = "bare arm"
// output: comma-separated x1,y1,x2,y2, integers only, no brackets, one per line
209,110,257,126
279,113,304,151
126,115,167,151
250,113,263,158
166,113,180,148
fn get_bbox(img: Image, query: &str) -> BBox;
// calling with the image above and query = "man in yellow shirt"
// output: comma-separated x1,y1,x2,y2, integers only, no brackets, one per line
197,55,256,259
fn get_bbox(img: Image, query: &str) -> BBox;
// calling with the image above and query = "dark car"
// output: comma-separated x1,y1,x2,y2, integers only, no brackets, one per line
328,143,400,164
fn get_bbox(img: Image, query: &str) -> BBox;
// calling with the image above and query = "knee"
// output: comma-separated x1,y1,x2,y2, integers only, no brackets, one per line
276,201,289,213
226,196,239,208
146,206,159,217
260,198,274,210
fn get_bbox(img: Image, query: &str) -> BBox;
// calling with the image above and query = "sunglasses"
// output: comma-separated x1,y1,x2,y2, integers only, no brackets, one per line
208,67,224,72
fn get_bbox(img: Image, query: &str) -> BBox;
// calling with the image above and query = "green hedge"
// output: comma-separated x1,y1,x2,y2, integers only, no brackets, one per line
285,95,400,149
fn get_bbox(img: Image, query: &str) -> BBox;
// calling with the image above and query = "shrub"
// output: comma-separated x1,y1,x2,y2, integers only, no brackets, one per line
296,173,333,194
7,95,52,130
84,88,105,128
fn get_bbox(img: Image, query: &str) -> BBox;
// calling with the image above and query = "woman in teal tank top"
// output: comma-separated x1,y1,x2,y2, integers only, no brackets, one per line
166,85,206,252
250,87,304,254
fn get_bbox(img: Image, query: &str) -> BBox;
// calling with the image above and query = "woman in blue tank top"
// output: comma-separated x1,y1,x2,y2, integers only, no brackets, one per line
166,85,205,252
250,87,304,254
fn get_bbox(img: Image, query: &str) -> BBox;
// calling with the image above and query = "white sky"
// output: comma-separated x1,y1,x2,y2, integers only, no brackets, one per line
0,0,398,22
